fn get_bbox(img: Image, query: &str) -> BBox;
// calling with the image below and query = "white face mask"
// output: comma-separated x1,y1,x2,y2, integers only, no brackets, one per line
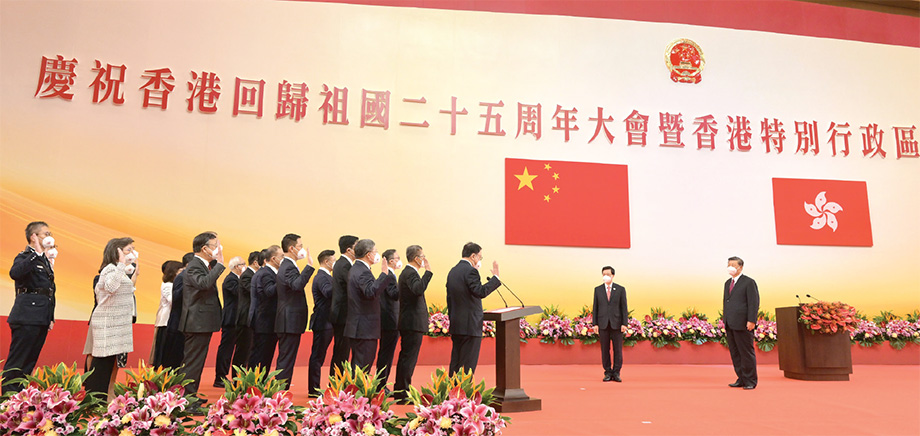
45,247,58,259
42,236,55,248
125,264,136,275
297,248,307,260
727,266,738,276
132,250,139,259
602,275,613,284
395,260,403,269
475,260,482,269
125,252,137,263
211,245,222,258
373,252,382,264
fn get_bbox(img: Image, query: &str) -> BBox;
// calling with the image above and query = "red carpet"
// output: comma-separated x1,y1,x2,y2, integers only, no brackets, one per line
180,364,920,436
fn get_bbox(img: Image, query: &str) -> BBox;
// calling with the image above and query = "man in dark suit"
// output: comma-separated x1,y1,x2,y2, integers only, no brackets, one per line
235,251,261,370
248,246,282,370
393,245,433,402
344,239,394,370
329,235,358,376
375,249,401,387
3,221,56,394
179,232,226,403
274,233,315,388
723,256,760,390
162,252,194,370
307,249,337,397
446,242,501,376
213,256,246,387
592,266,629,382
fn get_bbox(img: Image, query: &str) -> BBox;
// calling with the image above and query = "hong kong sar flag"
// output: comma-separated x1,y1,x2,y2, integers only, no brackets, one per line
772,178,873,247
505,158,630,248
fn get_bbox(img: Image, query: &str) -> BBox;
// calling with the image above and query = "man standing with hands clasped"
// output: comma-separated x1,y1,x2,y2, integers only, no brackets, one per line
723,256,760,390
593,266,628,383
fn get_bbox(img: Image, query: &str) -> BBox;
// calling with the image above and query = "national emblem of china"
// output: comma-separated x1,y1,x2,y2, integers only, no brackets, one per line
665,38,705,84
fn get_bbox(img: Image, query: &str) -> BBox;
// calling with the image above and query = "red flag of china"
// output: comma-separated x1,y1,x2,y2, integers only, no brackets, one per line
505,158,630,248
772,178,873,247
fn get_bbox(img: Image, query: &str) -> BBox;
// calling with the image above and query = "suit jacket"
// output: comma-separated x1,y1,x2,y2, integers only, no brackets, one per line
250,265,278,334
379,271,399,331
166,271,185,332
592,282,628,329
275,257,315,334
446,260,501,337
179,256,226,333
309,269,334,331
237,267,254,326
7,246,56,326
221,272,240,327
344,261,394,340
329,256,352,326
397,266,433,333
723,274,760,330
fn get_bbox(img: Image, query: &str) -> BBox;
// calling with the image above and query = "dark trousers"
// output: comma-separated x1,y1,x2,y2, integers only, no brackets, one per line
375,329,400,385
249,332,277,370
394,330,424,399
232,326,253,375
275,333,302,388
214,325,240,384
726,328,758,386
181,332,213,395
329,323,350,377
449,334,482,376
350,338,377,371
598,326,624,375
150,326,168,367
160,329,185,370
83,354,116,395
2,324,49,393
308,328,334,397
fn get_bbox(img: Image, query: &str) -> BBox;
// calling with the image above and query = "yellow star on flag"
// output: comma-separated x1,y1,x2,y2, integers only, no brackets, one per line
544,195,551,202
553,186,560,193
515,167,538,190
544,163,552,170
552,172,560,180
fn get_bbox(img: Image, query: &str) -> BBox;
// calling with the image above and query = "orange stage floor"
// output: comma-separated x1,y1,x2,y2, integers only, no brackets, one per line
183,363,920,436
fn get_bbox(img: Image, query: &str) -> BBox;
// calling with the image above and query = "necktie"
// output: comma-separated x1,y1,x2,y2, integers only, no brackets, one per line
729,279,735,294
606,286,611,301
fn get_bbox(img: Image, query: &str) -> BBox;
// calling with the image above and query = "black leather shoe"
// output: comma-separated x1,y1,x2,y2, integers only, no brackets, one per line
728,381,744,388
212,382,224,388
612,374,622,382
602,374,612,382
743,384,756,390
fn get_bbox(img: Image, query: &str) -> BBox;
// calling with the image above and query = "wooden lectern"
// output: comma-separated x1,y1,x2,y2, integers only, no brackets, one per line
776,306,853,381
483,306,543,412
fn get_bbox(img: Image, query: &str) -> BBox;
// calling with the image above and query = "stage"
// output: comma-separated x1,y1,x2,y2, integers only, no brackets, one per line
183,363,920,436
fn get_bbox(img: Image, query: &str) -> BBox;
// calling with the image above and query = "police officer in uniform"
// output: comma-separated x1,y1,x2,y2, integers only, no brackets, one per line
3,221,57,393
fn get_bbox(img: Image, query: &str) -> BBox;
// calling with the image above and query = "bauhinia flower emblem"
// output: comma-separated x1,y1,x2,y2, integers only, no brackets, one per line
804,191,843,232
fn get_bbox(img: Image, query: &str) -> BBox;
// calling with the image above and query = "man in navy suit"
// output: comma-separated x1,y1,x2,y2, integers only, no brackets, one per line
234,251,260,371
213,256,246,387
307,249,336,397
344,239,394,370
723,256,760,390
375,249,401,386
393,245,433,402
248,246,282,370
329,235,358,376
592,266,628,382
162,252,193,370
274,233,315,388
446,242,501,376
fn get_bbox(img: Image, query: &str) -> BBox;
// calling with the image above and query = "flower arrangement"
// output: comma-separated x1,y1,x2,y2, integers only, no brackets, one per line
0,363,103,436
883,319,920,350
402,369,507,436
850,320,886,347
754,317,778,352
622,317,646,347
714,318,727,346
518,318,538,343
195,366,299,436
798,301,857,334
427,304,450,338
571,306,599,345
679,316,720,345
86,390,189,436
300,362,395,436
537,306,575,345
643,308,682,348
482,321,496,338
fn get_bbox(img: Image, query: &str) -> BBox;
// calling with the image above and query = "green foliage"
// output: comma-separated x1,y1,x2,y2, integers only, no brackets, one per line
326,361,393,410
873,310,898,326
906,309,920,323
223,365,290,403
20,362,105,421
114,360,192,398
404,368,497,407
680,308,708,321
649,307,672,320
540,304,565,319
428,303,447,315
757,310,775,321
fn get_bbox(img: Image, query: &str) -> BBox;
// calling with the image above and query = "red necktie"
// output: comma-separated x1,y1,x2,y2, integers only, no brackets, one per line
606,286,611,301
729,279,735,294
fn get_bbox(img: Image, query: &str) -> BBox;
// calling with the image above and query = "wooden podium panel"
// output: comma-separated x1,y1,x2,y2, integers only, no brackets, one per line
776,306,853,381
484,306,542,412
